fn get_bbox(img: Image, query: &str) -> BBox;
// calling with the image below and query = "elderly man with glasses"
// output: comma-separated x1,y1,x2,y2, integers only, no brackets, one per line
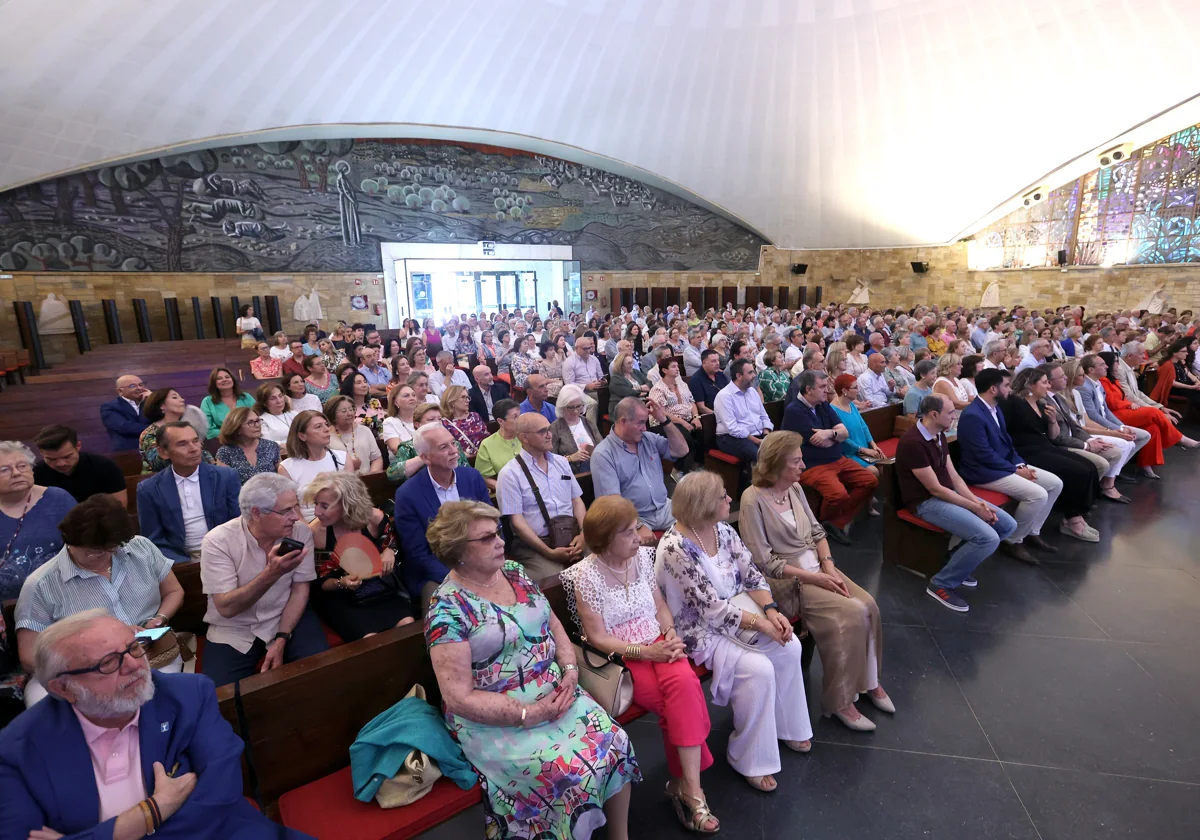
0,609,310,839
198,472,328,686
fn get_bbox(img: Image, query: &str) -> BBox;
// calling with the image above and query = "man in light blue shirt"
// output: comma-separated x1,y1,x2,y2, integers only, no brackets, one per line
714,359,772,464
357,346,391,396
857,353,893,407
519,374,557,422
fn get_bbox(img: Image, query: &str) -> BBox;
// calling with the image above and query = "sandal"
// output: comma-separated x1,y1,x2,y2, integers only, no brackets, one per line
667,782,721,833
783,739,812,753
744,774,778,793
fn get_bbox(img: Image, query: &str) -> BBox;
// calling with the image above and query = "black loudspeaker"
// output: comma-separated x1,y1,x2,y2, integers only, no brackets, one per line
790,263,808,275
1057,249,1068,266
911,262,928,274
813,286,823,306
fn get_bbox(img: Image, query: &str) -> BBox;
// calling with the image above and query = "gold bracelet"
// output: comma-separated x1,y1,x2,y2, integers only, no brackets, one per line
139,800,156,835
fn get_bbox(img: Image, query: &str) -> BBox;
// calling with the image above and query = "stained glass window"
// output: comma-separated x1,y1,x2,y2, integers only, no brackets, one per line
968,118,1200,269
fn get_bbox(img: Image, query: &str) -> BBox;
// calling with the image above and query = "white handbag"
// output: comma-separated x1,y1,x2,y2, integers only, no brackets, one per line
729,592,770,649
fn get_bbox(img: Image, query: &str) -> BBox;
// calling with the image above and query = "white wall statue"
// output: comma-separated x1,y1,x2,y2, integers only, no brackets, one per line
292,288,324,322
846,277,870,306
980,282,1000,309
36,293,73,334
1134,284,1167,314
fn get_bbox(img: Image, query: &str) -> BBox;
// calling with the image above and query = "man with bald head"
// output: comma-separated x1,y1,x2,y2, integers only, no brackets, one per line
561,336,604,425
519,373,557,421
0,609,307,838
100,374,150,450
467,362,510,421
497,413,586,579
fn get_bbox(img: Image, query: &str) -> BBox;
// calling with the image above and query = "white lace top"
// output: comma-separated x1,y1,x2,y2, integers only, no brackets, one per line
559,548,662,645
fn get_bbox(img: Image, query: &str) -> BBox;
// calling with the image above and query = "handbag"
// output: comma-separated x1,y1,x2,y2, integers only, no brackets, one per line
729,591,770,649
515,453,580,549
573,638,634,718
146,630,191,669
374,684,443,809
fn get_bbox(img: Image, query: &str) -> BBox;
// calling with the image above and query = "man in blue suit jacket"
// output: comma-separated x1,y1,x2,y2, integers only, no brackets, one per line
394,424,492,612
137,423,240,563
0,611,310,839
955,369,1062,565
99,374,150,451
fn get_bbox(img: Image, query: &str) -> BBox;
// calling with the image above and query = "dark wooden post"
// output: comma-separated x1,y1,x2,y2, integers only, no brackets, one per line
813,285,823,306
210,297,226,337
13,301,47,371
230,296,242,332
102,299,123,344
68,299,90,353
252,295,263,323
191,297,205,339
264,296,282,335
132,299,152,342
164,298,183,340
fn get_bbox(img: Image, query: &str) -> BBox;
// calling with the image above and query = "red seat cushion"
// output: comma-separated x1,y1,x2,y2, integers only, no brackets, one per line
876,437,899,459
322,622,345,649
897,509,947,534
970,487,1011,507
278,768,482,840
616,703,648,725
706,450,740,465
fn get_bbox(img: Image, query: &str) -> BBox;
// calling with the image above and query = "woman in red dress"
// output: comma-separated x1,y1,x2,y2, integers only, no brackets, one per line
1098,352,1198,473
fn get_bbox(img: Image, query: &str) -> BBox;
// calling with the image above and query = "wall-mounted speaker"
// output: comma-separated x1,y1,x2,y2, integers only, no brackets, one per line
1022,186,1048,207
1097,143,1133,168
911,262,929,274
813,285,823,306
790,263,808,275
1057,249,1068,267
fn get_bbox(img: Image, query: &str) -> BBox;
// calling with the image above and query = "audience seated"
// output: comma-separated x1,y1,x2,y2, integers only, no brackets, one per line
393,424,492,611
656,471,812,793
281,338,309,378
781,370,878,545
279,410,354,518
302,354,339,404
136,422,240,564
497,413,587,579
474,398,523,489
381,383,418,457
254,382,299,452
593,397,689,541
0,611,308,838
955,369,1059,565
896,394,1018,612
440,385,488,457
0,442,76,603
250,340,283,379
1003,368,1101,542
560,496,718,833
324,395,382,475
304,471,415,642
216,406,281,484
140,388,215,474
609,351,650,416
424,500,637,839
200,367,255,440
739,433,893,730
16,495,185,706
902,359,938,414
467,363,511,422
1048,361,1136,502
520,373,557,421
281,371,323,414
1115,341,1181,420
32,425,126,505
687,349,728,416
199,472,328,686
1080,353,1185,479
429,351,470,398
855,349,893,408
1150,337,1200,410
99,374,150,451
827,374,886,516
714,358,772,466
561,335,604,425
357,346,392,398
550,384,601,474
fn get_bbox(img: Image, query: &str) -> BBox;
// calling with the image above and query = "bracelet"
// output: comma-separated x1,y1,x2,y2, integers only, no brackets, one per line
147,796,162,830
139,800,156,835
151,613,168,625
624,644,641,660
563,663,578,673
763,601,780,614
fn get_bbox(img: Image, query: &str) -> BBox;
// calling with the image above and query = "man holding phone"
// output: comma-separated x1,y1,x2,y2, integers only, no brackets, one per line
198,472,328,686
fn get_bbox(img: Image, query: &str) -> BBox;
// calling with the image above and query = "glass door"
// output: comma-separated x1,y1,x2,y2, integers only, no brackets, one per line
479,273,500,315
564,260,581,313
520,271,538,313
500,272,519,311
411,273,433,322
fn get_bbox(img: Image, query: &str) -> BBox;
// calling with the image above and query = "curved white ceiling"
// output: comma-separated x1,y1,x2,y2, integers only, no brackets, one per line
2,0,1199,249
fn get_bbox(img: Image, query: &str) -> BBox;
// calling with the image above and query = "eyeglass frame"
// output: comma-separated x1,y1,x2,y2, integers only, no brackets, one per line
0,461,34,478
54,638,149,679
465,526,505,545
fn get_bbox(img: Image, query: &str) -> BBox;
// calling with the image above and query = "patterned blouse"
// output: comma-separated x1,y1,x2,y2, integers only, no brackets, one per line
249,356,282,379
759,367,791,402
654,521,769,658
648,376,696,423
510,352,538,389
355,399,386,439
305,376,340,405
884,364,916,392
216,439,282,484
441,412,487,456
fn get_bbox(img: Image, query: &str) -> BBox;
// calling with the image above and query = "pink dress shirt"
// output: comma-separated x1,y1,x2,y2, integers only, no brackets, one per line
73,707,147,821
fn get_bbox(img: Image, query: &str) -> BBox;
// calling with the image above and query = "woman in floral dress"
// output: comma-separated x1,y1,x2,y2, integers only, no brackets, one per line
426,501,639,839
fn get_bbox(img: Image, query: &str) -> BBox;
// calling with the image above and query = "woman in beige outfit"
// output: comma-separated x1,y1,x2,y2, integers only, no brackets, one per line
739,431,895,732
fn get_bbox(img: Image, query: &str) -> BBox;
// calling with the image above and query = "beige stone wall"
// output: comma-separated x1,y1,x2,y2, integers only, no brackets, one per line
0,271,382,364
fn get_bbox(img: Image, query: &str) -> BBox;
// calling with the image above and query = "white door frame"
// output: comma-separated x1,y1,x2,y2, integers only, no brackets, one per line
379,242,573,328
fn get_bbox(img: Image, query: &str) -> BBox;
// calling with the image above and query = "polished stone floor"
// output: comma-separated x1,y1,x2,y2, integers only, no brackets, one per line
423,431,1200,839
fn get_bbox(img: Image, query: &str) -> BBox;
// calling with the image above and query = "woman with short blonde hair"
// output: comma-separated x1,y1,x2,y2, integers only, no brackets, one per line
742,432,891,731
439,384,486,456
656,471,813,793
425,500,638,838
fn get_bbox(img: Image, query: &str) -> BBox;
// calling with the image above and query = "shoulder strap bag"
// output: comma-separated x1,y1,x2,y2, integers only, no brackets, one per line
514,454,579,549
573,636,634,718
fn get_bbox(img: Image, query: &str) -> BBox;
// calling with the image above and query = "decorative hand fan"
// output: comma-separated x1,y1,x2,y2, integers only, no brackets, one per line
334,532,383,579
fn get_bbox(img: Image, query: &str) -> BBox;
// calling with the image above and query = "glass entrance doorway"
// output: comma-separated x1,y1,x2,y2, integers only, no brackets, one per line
401,259,580,325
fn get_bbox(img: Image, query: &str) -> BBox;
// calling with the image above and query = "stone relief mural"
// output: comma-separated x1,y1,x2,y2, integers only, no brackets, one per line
0,139,765,272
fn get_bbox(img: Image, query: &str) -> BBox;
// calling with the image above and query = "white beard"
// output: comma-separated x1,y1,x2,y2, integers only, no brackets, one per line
71,669,155,719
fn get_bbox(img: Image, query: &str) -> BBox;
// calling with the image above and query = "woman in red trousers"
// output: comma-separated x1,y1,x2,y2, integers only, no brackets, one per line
560,496,719,835
1098,352,1198,470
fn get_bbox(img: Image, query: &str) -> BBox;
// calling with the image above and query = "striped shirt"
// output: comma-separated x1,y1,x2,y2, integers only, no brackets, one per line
15,536,173,631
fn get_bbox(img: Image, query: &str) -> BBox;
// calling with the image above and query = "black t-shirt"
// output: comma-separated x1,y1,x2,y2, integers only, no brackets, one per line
33,451,126,503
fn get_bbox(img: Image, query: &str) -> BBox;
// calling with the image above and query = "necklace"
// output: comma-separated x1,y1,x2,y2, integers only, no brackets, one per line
769,486,791,505
596,555,634,595
688,524,717,557
455,568,501,588
0,490,34,563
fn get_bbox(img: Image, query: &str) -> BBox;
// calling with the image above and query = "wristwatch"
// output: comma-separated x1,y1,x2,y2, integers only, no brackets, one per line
272,631,293,644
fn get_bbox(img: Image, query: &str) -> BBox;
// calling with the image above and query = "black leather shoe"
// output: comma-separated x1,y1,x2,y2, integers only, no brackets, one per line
1024,534,1059,554
1000,541,1040,565
1115,473,1137,484
822,522,853,545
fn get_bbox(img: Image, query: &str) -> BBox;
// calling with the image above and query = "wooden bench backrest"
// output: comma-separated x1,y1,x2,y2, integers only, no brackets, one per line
862,402,902,442
172,561,208,636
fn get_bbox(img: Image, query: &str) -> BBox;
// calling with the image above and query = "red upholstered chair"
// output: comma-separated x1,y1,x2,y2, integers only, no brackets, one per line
875,437,900,460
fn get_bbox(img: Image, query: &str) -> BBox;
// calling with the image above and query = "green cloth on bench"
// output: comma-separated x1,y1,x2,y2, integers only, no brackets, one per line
351,693,478,802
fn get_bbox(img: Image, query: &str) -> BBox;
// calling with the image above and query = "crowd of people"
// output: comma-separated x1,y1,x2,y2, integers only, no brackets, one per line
0,298,1196,838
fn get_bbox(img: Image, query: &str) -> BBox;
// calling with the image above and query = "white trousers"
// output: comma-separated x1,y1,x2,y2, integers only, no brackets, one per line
1091,434,1139,479
978,469,1063,543
711,635,814,777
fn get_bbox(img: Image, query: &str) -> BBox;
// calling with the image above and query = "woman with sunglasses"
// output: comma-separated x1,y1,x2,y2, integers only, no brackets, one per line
15,494,184,707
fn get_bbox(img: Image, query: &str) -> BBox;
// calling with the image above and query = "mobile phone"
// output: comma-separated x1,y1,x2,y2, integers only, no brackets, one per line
277,537,305,555
135,626,172,642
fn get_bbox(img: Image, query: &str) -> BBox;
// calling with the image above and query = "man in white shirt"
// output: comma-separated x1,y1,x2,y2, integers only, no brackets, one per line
714,359,773,465
783,328,805,365
857,353,893,408
429,351,471,397
682,327,705,377
561,337,604,425
981,340,1008,370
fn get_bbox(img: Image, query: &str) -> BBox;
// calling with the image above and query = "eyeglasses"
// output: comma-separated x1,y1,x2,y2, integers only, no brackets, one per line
465,526,505,545
55,638,148,678
0,462,33,478
243,419,262,426
561,403,584,412
264,504,301,517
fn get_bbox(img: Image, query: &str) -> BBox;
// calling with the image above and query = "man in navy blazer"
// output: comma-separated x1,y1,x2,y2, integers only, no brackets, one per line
0,611,310,840
467,364,511,421
99,374,150,451
137,423,240,563
394,424,492,612
956,368,1062,564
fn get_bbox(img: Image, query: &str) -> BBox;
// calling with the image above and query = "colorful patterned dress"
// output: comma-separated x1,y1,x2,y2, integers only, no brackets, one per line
425,561,640,839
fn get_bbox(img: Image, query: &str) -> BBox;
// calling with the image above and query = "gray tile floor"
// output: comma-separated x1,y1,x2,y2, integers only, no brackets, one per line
423,429,1200,838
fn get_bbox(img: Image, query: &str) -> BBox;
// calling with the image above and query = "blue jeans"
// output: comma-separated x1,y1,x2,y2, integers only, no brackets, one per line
716,434,760,463
916,498,1017,590
201,606,329,687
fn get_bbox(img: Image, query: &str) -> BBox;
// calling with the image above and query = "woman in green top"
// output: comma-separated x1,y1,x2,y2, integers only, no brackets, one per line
386,403,467,482
473,399,523,489
200,367,254,439
758,350,792,403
